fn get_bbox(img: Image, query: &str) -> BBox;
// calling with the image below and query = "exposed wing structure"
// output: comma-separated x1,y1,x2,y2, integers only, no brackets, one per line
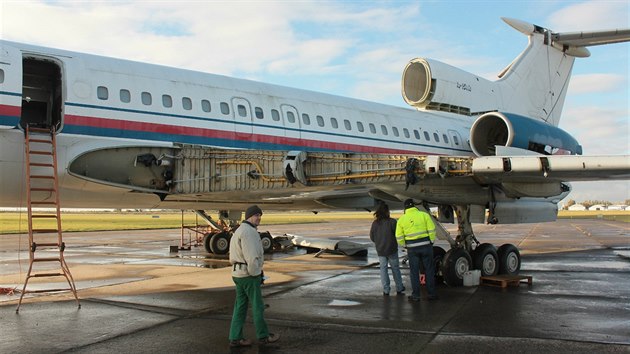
66,145,630,208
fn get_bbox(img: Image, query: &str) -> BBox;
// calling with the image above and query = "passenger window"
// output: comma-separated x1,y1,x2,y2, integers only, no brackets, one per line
380,125,388,135
120,89,131,103
162,94,173,108
237,104,247,117
424,131,430,140
182,97,192,110
433,133,440,142
287,111,295,123
357,122,364,132
97,86,108,100
302,113,311,125
255,107,264,119
0,69,4,83
414,130,420,139
344,119,351,131
369,123,376,134
403,128,410,138
220,102,230,115
316,115,324,127
392,127,399,137
330,117,338,129
453,136,459,145
141,92,152,106
271,109,280,121
443,134,449,144
201,99,211,112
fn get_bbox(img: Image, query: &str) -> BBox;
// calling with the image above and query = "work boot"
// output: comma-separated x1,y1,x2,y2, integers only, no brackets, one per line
229,339,252,348
259,333,280,345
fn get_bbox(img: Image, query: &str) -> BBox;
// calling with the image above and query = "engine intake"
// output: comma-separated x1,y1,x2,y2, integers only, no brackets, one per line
470,112,582,156
401,58,498,115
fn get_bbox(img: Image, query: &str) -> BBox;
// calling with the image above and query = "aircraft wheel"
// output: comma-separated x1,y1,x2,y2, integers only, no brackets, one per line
497,243,521,275
210,232,231,255
202,233,213,253
443,248,471,287
260,232,273,254
473,243,498,276
432,246,446,284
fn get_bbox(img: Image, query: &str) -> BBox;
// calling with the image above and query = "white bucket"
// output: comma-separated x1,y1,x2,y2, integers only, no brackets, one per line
463,270,481,286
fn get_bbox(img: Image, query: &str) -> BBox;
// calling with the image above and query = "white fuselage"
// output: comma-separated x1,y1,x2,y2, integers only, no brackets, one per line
0,41,473,209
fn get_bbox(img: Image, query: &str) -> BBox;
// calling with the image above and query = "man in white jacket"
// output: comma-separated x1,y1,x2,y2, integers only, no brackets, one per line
228,205,280,347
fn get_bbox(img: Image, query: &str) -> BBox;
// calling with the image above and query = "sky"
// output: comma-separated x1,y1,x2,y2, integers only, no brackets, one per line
0,0,628,204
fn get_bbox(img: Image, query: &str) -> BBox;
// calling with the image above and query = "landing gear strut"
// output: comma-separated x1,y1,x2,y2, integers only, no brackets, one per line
429,204,520,286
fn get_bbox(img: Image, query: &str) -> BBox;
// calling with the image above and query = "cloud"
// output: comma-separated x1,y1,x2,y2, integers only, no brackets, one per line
547,1,629,31
569,74,625,94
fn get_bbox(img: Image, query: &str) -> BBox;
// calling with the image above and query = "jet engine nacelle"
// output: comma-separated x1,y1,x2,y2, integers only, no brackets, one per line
401,58,498,115
470,112,583,156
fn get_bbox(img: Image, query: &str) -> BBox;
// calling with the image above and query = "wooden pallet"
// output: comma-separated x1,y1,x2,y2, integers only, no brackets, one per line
480,275,533,288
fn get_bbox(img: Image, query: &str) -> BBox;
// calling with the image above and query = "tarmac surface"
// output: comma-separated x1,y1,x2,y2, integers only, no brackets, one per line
0,218,629,353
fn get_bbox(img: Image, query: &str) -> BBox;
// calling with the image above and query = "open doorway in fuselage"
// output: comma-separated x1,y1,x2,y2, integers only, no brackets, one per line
20,57,63,132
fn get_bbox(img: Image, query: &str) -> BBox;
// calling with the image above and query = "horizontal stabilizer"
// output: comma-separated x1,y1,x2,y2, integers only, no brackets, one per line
503,17,630,58
552,29,630,47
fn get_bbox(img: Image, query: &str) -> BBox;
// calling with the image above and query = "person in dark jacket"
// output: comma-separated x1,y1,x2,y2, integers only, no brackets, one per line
370,202,405,295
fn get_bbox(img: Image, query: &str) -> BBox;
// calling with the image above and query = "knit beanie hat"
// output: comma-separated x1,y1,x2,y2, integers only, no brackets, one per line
245,205,263,219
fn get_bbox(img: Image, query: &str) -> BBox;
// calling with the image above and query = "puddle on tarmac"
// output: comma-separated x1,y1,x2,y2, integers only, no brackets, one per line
328,299,361,306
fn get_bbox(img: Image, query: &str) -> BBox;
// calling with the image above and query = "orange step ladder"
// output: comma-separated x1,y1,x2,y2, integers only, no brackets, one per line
16,125,80,312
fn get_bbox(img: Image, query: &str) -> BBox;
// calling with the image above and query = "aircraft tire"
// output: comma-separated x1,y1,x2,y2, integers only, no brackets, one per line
443,248,471,287
260,232,273,254
472,243,499,276
210,232,231,255
432,246,446,284
203,233,213,253
497,243,521,275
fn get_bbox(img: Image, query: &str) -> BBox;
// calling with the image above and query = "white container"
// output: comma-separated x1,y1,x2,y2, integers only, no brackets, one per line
463,270,481,286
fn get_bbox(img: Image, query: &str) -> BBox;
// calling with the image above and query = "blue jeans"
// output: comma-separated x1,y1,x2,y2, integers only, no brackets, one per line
378,253,405,293
407,245,435,298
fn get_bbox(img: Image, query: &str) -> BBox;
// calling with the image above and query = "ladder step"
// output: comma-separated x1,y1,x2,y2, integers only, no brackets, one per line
33,242,61,247
29,151,53,155
33,257,61,262
28,127,53,132
32,229,59,233
28,138,53,144
30,163,54,167
30,188,56,192
30,201,58,205
29,272,65,278
30,175,55,179
32,214,58,219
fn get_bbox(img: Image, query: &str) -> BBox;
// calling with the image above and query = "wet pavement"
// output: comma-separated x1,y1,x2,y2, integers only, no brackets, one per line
0,219,629,353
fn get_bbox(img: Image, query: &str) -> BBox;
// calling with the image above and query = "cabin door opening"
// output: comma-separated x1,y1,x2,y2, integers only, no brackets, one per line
20,57,63,131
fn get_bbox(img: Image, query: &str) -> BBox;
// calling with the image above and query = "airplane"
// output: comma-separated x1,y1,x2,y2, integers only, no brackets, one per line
1,18,629,286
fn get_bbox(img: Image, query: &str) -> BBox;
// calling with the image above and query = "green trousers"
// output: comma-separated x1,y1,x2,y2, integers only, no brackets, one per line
229,275,269,340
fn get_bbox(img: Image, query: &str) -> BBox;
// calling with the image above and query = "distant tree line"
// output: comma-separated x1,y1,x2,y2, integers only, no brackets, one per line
563,199,630,210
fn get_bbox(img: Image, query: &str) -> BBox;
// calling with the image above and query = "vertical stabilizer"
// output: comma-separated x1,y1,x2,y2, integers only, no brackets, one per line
497,18,630,127
497,19,575,126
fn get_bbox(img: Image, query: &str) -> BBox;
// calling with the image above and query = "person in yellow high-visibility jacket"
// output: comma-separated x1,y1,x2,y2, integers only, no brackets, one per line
396,199,438,301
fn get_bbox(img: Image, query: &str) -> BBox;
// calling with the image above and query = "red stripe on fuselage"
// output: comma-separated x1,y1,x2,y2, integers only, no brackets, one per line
0,104,21,116
64,114,431,155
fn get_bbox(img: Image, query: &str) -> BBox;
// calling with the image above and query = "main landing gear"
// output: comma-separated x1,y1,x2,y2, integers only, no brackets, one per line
193,210,274,255
431,205,521,286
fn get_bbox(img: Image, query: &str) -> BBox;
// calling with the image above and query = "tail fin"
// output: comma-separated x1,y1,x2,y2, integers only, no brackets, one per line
497,18,630,127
